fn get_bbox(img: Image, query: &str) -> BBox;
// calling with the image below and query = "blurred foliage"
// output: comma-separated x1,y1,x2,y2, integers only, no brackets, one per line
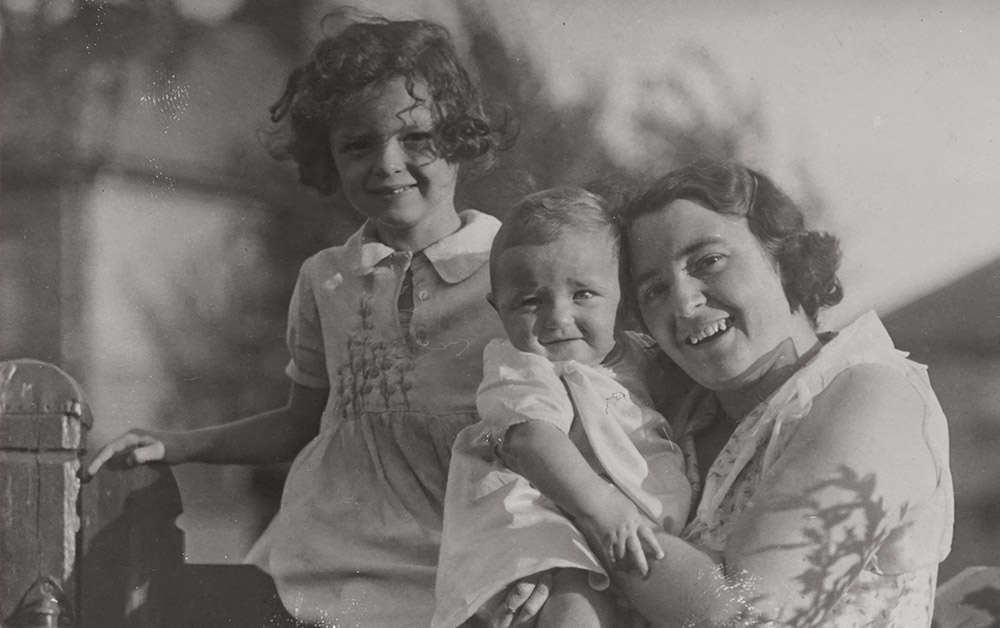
1,0,829,511
0,0,802,459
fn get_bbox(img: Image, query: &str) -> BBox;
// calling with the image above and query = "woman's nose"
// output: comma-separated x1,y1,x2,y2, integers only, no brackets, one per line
372,138,406,177
672,276,707,316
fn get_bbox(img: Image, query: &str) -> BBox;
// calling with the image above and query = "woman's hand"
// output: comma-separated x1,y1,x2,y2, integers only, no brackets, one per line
488,570,554,628
82,429,191,481
576,485,664,576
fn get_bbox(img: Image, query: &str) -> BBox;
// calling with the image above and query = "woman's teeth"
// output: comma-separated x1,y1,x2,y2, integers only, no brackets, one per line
687,318,732,345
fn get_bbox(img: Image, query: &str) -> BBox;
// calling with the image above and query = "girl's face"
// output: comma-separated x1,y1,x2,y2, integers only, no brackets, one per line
491,229,621,366
629,199,817,391
330,77,459,246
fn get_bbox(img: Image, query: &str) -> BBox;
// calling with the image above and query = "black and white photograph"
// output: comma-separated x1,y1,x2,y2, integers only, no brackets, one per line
1,1,998,626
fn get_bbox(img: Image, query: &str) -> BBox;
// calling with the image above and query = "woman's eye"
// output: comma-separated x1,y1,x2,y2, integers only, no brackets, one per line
640,282,668,303
694,254,725,273
518,296,540,309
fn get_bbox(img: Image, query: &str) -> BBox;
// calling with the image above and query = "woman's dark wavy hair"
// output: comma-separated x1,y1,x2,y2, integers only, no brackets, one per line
621,159,843,324
267,8,515,196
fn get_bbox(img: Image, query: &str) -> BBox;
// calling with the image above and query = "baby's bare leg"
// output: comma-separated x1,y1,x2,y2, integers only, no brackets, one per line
536,569,615,628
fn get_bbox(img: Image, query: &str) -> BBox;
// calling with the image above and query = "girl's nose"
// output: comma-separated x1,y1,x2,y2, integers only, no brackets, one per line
372,138,406,177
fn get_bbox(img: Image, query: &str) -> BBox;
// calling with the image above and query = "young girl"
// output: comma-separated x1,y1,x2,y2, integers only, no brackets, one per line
432,187,693,628
86,13,514,627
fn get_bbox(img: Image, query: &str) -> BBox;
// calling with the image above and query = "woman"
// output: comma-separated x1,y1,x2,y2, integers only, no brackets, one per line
602,159,953,627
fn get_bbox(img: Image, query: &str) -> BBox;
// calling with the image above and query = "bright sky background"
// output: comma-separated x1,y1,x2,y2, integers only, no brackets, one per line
389,0,1000,328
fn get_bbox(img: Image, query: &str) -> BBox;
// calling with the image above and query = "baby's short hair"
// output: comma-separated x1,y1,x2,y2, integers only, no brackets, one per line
490,186,618,286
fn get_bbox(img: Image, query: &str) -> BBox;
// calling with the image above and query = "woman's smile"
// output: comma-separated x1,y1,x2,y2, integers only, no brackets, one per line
628,199,818,393
681,316,734,346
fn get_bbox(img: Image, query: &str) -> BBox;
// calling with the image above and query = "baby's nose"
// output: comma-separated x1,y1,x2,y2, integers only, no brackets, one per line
544,300,575,329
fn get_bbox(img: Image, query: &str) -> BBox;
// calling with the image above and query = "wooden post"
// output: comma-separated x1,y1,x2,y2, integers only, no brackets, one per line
0,359,91,626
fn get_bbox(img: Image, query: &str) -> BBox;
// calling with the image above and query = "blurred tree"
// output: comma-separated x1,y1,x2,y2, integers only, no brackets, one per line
453,2,828,225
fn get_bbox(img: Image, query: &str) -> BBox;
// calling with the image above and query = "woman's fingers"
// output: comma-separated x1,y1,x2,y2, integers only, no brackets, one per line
489,578,536,628
488,570,554,628
511,570,552,627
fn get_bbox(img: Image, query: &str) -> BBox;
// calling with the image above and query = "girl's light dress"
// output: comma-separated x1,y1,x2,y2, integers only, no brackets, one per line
246,210,504,627
678,312,953,627
433,332,691,628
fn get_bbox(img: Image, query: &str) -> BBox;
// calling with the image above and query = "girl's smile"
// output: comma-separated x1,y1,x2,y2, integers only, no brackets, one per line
331,77,460,251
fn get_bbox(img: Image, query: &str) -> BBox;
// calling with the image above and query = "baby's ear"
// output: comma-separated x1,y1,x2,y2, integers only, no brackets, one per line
486,293,498,312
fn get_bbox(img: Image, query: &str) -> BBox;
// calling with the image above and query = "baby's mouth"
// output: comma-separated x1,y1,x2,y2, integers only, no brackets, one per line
541,337,582,346
685,317,734,346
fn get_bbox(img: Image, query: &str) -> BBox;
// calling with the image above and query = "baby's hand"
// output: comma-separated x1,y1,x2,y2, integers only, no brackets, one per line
576,486,664,576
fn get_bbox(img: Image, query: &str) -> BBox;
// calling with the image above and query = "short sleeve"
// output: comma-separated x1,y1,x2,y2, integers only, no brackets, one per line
285,257,330,389
476,339,574,435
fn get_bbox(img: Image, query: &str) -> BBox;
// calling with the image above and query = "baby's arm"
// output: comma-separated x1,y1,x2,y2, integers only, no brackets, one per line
499,419,664,575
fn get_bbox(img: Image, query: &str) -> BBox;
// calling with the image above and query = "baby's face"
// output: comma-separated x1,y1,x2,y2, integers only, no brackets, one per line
491,229,621,365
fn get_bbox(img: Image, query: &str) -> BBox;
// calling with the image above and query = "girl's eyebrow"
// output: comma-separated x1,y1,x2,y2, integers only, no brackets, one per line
334,131,374,143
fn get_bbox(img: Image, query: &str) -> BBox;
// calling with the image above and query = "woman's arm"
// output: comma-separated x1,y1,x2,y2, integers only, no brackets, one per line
86,382,327,476
615,364,939,627
501,419,663,574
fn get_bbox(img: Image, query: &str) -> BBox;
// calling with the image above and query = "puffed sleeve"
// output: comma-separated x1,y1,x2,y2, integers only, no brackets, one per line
476,339,575,436
284,256,330,389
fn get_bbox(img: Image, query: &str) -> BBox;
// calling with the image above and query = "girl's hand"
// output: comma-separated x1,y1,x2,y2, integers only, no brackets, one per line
82,429,187,481
488,570,554,628
576,486,664,576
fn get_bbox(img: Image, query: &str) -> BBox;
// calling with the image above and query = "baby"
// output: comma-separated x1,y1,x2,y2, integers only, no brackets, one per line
433,187,692,628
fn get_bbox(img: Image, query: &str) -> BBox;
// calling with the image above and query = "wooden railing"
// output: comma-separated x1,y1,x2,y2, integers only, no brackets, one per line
1,358,997,627
0,360,282,627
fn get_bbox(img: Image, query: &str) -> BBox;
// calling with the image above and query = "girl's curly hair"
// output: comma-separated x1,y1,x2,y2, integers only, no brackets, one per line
620,159,843,324
268,8,515,196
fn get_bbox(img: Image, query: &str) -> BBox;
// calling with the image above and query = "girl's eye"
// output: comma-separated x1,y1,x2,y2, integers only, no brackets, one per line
518,296,541,309
403,131,433,143
573,289,597,300
402,132,435,151
339,139,371,153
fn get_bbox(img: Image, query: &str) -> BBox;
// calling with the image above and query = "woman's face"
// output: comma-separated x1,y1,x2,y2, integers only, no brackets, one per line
629,199,815,391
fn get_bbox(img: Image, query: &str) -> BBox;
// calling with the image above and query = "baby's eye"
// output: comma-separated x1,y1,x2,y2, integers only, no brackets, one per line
518,296,541,309
573,289,597,300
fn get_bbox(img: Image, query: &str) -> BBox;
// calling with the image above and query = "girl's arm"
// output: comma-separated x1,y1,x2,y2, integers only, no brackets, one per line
500,419,664,575
614,364,941,627
85,382,326,476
